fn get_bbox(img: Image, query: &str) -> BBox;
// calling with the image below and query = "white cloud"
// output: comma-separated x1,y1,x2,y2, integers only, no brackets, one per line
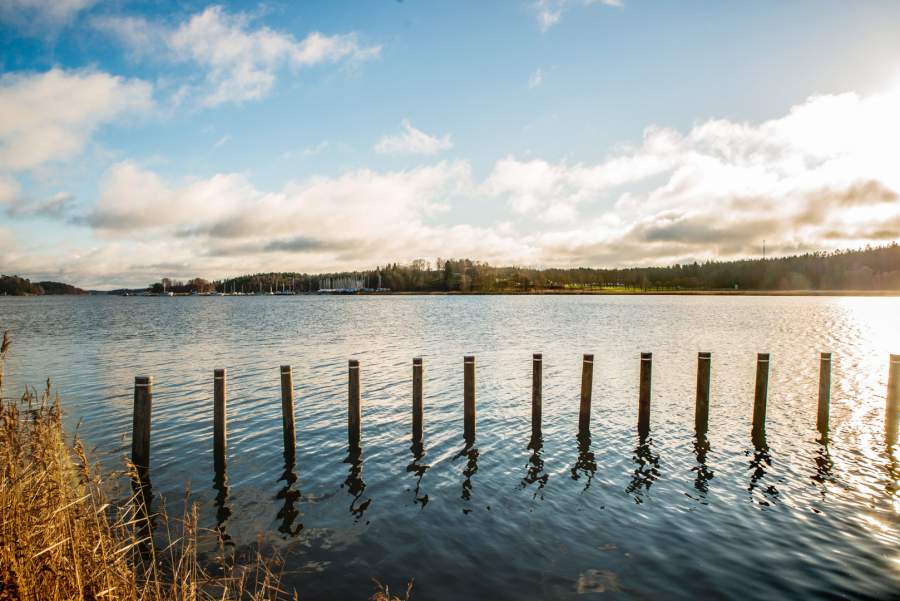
375,119,453,156
95,6,381,106
0,0,97,33
7,88,900,286
0,68,154,172
533,0,623,31
528,68,544,89
486,89,900,263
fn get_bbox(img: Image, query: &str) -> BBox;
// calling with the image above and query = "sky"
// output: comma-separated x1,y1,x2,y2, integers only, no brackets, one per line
2,0,900,289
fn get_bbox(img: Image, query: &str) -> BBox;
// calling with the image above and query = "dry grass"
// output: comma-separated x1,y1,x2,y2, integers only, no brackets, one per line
0,330,411,601
0,331,289,601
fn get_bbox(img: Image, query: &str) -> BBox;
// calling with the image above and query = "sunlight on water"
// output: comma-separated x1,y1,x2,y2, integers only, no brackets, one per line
1,294,899,600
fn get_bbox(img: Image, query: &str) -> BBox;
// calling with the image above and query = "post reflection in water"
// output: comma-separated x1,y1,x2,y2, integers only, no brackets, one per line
521,431,549,500
406,441,430,509
748,430,778,506
692,434,714,496
212,465,233,547
276,449,302,537
457,433,480,506
342,444,371,522
626,434,660,503
811,434,834,500
570,432,597,492
132,471,155,558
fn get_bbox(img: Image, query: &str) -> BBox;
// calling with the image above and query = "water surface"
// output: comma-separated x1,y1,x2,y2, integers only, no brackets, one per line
1,295,898,599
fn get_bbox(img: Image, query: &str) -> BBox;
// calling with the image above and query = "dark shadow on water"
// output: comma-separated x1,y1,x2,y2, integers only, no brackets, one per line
570,431,597,492
406,441,430,509
748,430,778,506
626,433,660,503
276,448,303,537
692,433,714,497
342,444,371,523
520,431,549,500
213,465,234,547
810,434,834,501
455,434,479,506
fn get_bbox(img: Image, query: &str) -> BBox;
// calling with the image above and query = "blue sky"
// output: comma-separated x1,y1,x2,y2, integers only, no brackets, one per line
2,0,900,288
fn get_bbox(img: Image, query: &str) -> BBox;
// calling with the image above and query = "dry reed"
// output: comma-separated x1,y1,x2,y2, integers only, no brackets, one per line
0,332,289,601
0,331,410,601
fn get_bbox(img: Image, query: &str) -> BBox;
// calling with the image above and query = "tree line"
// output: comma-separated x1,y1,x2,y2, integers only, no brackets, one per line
206,243,900,293
0,275,86,296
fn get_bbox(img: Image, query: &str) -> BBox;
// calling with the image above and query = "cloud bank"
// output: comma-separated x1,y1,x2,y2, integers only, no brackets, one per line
4,87,900,288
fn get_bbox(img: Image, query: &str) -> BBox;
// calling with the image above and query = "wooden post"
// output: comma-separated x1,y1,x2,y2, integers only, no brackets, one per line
132,376,153,475
214,368,227,473
752,353,769,436
579,354,593,434
464,356,475,441
887,354,900,445
280,365,296,458
349,359,361,447
532,353,542,436
816,353,831,435
412,357,423,444
695,352,711,435
638,352,652,435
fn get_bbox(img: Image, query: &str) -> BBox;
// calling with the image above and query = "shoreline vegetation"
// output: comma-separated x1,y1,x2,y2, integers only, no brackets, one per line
0,333,410,601
3,243,900,297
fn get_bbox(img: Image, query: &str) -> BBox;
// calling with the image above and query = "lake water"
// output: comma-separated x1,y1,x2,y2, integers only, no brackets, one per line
1,295,898,600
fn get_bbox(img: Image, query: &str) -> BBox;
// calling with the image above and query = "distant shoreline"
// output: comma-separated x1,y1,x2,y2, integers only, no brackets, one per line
5,289,899,297
380,289,900,297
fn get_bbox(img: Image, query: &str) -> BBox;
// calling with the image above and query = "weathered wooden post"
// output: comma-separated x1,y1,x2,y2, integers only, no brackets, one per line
752,353,769,437
412,357,424,444
280,365,296,458
579,354,593,434
532,353,542,436
349,359,361,447
638,352,652,435
695,352,711,435
887,354,900,445
817,353,831,435
214,368,227,473
464,356,475,441
132,376,153,477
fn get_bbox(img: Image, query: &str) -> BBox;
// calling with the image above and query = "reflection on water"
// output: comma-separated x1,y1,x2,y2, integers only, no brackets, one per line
406,441,430,509
342,445,371,522
748,432,779,506
692,434,714,497
458,438,480,504
4,295,900,600
570,432,597,492
626,435,660,503
212,468,233,546
276,451,302,537
520,433,549,500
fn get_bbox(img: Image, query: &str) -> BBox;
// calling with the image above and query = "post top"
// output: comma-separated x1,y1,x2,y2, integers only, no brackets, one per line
280,364,292,372
464,355,475,362
214,368,226,377
698,352,711,359
134,375,152,385
533,353,542,360
641,352,652,359
583,353,594,361
891,354,900,364
349,359,359,367
820,352,831,360
757,353,770,361
413,357,423,365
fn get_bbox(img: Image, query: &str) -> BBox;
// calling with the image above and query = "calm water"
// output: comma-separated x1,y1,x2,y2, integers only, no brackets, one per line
1,295,899,600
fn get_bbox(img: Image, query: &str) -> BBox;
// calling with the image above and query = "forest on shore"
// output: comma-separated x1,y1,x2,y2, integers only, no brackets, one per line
207,243,900,294
4,243,900,295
